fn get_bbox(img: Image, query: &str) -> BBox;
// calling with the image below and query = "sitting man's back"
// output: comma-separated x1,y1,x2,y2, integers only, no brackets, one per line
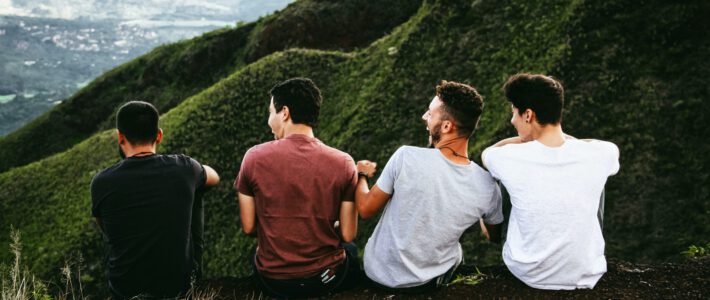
355,81,503,291
91,101,219,298
236,78,360,298
238,134,356,278
483,73,620,289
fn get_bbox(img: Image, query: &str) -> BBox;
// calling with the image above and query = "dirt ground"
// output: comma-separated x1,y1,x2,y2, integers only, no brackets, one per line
199,257,709,299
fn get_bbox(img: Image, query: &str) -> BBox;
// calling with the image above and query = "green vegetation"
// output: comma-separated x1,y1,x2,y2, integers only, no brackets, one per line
450,267,487,286
0,0,422,173
682,242,710,259
0,0,708,297
1,230,53,300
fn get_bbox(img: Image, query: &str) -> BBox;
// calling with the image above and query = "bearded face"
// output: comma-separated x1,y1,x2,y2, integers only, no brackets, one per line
428,120,443,148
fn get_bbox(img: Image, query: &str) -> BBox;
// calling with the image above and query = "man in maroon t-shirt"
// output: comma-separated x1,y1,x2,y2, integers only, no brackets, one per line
235,78,367,298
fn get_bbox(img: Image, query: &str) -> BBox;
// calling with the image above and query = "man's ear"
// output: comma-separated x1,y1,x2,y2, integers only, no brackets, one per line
117,129,126,145
524,109,535,123
442,120,455,134
155,128,163,145
281,106,291,122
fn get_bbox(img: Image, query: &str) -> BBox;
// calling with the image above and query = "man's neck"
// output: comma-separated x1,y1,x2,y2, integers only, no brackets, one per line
532,124,565,147
124,144,157,157
435,135,470,165
282,124,315,139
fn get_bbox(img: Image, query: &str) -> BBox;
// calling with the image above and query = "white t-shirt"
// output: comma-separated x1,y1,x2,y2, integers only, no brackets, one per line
482,139,619,290
364,146,503,288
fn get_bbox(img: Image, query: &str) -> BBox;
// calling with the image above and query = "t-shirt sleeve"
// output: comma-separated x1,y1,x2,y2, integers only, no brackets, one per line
375,147,405,195
482,180,504,224
605,142,620,176
188,157,207,190
481,147,502,180
90,175,102,217
235,149,255,196
341,156,357,202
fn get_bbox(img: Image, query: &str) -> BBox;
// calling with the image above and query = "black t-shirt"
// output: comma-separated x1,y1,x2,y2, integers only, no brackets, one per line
91,154,206,298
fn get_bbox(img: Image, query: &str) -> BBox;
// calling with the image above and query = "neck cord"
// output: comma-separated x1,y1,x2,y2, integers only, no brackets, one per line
436,136,470,161
438,146,470,161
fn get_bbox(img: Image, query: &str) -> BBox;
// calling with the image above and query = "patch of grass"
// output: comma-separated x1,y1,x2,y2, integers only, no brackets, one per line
450,267,488,286
681,242,710,259
0,229,53,300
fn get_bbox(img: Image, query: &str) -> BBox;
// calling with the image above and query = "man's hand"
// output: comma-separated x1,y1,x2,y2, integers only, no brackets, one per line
480,219,502,244
357,160,377,177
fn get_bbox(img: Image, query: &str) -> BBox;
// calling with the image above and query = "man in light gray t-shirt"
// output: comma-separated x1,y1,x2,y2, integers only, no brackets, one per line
355,81,503,291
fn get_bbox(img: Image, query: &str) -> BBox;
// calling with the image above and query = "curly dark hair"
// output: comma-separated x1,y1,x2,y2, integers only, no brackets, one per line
503,73,564,125
435,80,484,138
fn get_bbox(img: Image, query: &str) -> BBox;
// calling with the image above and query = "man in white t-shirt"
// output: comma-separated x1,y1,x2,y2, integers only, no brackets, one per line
482,73,620,290
355,80,504,292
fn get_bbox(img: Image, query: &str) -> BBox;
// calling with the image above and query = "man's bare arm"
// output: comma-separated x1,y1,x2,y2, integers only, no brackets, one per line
354,160,392,219
237,192,256,236
491,137,524,148
203,165,220,187
339,201,358,242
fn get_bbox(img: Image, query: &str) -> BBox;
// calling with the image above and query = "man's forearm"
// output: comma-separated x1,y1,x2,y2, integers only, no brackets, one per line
492,137,523,147
355,177,370,215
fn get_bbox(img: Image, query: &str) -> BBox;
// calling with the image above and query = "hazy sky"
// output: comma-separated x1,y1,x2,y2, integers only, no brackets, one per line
0,0,293,22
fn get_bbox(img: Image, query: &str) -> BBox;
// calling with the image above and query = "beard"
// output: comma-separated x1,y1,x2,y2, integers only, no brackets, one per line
427,122,442,148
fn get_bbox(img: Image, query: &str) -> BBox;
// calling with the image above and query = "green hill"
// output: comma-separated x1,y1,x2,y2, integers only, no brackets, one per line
0,0,708,296
0,0,422,173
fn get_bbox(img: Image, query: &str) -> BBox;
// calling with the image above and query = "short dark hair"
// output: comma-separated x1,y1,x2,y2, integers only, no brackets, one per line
269,78,322,127
116,101,160,145
435,80,484,138
503,73,564,125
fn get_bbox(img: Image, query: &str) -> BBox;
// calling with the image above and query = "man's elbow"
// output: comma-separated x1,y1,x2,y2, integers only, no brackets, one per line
358,206,375,219
341,231,356,243
204,165,220,187
241,223,255,235
206,173,220,187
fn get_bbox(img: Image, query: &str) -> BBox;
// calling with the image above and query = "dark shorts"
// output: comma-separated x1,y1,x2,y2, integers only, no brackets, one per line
252,243,363,298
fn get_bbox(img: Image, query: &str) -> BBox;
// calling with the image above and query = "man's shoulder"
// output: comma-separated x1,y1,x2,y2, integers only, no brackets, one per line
483,141,532,160
569,139,619,156
243,141,279,159
393,145,434,159
91,160,123,185
318,142,355,163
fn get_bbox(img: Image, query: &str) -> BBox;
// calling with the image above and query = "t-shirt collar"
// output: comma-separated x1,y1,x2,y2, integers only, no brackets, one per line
283,133,319,143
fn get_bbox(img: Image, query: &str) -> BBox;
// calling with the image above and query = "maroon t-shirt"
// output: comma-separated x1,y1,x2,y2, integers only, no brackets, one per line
235,134,357,279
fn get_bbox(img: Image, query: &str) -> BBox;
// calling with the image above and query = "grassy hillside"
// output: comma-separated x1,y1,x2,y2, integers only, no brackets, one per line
0,0,708,296
0,0,422,173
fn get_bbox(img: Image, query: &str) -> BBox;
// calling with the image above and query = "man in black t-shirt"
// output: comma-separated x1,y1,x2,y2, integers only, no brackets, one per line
91,101,220,299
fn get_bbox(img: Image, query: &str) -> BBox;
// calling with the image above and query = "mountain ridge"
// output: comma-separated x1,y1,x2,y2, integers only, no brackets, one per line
0,0,708,297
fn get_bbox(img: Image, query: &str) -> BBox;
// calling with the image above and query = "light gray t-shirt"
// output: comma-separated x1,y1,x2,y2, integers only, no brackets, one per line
364,146,503,288
482,139,619,290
